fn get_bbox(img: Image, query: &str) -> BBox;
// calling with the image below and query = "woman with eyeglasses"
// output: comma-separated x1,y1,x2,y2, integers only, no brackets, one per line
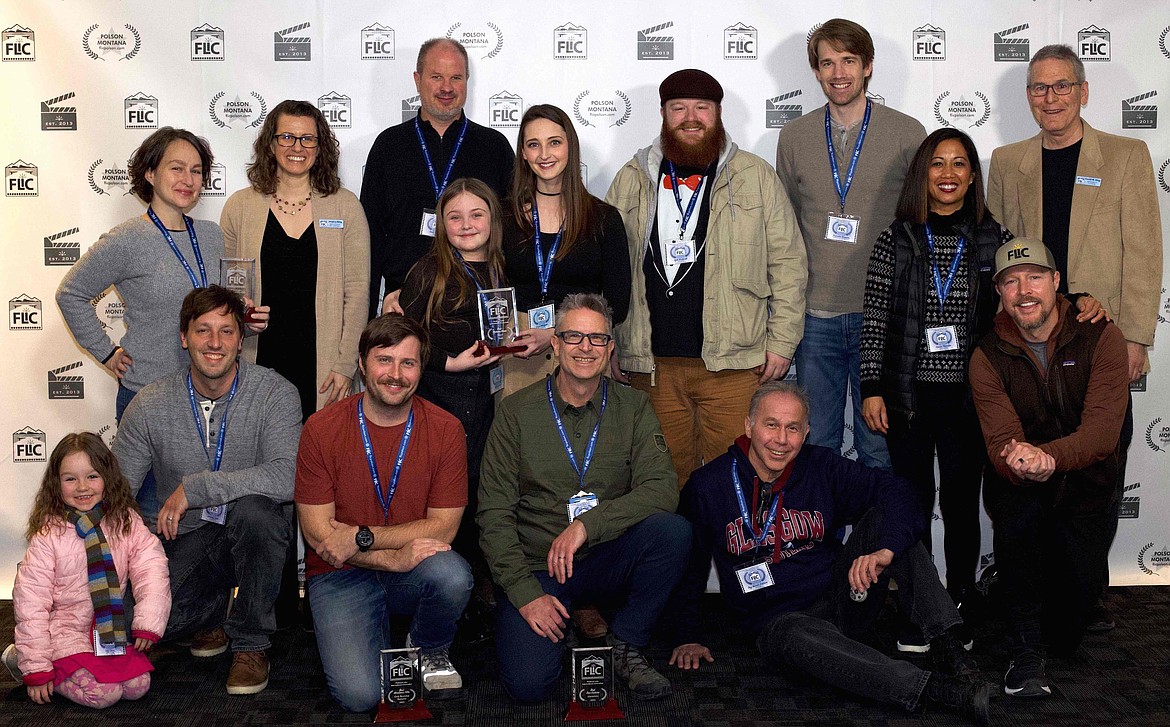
221,99,370,421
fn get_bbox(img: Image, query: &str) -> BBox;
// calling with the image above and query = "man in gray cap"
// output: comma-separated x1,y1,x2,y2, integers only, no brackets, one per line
606,68,807,488
969,239,1129,698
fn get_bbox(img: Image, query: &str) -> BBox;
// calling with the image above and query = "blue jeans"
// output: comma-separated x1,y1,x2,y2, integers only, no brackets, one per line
795,313,891,470
308,550,472,712
495,513,691,702
116,383,159,519
161,495,292,652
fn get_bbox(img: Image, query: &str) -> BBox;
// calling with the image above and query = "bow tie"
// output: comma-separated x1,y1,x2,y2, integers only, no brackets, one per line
664,174,703,191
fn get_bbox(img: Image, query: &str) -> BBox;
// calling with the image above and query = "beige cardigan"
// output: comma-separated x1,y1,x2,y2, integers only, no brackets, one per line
220,185,370,412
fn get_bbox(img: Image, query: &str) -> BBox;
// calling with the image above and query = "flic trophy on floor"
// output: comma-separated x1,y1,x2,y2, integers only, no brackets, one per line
220,257,259,323
566,646,624,721
375,647,432,722
477,286,525,355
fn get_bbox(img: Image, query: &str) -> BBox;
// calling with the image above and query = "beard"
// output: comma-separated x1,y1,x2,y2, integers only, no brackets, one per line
660,117,725,169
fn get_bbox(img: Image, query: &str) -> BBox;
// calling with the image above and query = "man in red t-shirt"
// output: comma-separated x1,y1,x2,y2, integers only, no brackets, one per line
295,314,471,712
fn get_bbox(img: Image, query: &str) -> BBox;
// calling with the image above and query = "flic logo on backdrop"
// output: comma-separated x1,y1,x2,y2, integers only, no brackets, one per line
447,22,503,60
638,21,674,60
1079,26,1110,62
48,361,85,400
554,23,587,60
935,91,991,129
45,228,80,266
1146,417,1170,453
1122,91,1157,130
766,90,802,129
489,91,522,128
274,22,311,61
1119,483,1140,519
125,93,158,129
209,92,267,129
913,25,946,61
724,23,757,60
318,92,351,129
9,294,42,330
401,95,421,123
191,24,224,61
572,91,631,128
82,24,140,61
993,24,1029,62
867,92,886,106
88,159,131,196
3,25,35,61
41,92,77,131
361,24,394,60
5,160,38,197
203,163,226,197
13,427,47,463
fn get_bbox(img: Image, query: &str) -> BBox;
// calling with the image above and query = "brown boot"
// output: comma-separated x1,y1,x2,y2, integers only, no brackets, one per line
190,627,228,657
573,606,609,639
226,651,269,695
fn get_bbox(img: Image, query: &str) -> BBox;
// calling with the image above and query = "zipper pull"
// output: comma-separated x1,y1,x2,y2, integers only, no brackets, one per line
650,363,657,388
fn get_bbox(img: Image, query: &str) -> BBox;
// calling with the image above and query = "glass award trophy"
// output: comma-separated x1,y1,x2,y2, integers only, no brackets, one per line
477,286,524,354
566,646,624,720
375,647,432,722
220,258,258,322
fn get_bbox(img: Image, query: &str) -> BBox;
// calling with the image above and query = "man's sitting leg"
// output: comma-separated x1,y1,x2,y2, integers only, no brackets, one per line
308,568,388,712
402,549,473,697
160,522,232,649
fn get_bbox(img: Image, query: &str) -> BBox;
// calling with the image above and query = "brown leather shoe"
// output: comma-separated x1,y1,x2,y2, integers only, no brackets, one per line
226,651,269,695
190,627,228,657
573,606,609,639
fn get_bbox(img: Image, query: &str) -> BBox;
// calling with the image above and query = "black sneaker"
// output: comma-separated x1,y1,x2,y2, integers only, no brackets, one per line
925,673,990,725
605,633,671,700
1004,652,1051,697
933,631,979,679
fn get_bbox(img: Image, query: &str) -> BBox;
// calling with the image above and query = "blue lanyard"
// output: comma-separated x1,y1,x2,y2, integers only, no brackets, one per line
730,458,780,552
186,369,239,473
457,255,501,329
823,100,872,214
546,376,608,491
924,225,966,312
357,398,414,524
666,161,703,238
531,204,563,300
414,116,469,203
147,207,206,289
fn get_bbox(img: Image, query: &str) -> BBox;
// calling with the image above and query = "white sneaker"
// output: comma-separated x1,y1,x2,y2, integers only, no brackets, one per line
2,644,21,682
405,635,462,694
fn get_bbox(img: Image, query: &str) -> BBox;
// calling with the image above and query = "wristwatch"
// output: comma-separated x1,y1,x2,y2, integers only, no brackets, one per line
355,525,374,553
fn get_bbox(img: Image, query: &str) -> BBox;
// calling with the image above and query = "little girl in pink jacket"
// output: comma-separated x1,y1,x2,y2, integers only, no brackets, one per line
5,432,170,709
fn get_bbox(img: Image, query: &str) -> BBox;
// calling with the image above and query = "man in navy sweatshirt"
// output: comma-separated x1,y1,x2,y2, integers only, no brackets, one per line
672,381,989,723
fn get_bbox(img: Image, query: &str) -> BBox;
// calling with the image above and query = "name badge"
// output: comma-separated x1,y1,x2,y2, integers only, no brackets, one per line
925,325,959,352
489,363,505,394
201,505,227,525
1075,176,1102,187
567,491,599,523
665,239,696,266
319,218,344,229
419,209,437,237
93,627,126,657
824,214,860,243
528,304,555,330
734,558,775,594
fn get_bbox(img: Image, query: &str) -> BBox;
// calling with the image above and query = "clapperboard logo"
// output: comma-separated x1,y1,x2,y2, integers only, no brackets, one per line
638,21,674,60
489,90,523,128
44,227,80,266
1122,91,1157,129
274,22,310,61
361,23,394,60
124,92,158,129
866,91,886,106
5,160,38,197
3,25,35,61
13,427,47,463
41,92,77,130
913,25,946,61
401,95,421,123
191,23,224,61
48,361,85,400
1079,25,1110,62
317,91,351,129
554,23,587,60
724,22,757,60
202,162,226,197
766,90,802,129
993,24,1029,62
1119,483,1141,519
9,294,42,330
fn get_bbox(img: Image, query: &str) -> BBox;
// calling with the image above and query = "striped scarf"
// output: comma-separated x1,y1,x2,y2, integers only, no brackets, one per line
66,503,127,647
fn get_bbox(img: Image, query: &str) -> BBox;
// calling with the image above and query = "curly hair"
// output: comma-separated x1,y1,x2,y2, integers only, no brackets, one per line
26,432,139,541
128,127,213,203
245,99,341,196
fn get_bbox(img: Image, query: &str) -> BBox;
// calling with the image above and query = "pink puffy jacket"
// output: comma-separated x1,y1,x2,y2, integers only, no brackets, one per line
12,511,170,681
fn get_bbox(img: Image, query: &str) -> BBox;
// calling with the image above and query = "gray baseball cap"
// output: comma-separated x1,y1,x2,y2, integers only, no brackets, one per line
994,238,1057,280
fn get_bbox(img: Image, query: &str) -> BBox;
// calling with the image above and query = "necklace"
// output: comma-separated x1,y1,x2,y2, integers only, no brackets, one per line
535,188,560,197
274,192,311,215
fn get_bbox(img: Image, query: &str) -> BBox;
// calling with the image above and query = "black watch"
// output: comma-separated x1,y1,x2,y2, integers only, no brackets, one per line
355,525,374,553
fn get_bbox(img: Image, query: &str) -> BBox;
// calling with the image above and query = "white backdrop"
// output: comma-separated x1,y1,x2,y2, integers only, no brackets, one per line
2,0,1168,598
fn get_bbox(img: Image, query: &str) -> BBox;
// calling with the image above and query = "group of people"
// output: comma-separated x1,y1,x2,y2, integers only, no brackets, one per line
4,17,1160,725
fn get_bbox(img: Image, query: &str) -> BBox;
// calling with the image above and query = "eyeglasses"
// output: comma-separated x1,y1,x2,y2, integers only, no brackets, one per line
556,330,612,346
273,133,319,148
1027,80,1079,97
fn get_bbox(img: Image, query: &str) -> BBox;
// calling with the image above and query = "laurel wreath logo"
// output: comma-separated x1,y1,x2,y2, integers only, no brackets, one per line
208,91,226,128
123,25,141,61
447,23,460,38
973,91,991,127
486,22,503,59
1158,159,1170,194
573,91,592,128
87,160,106,196
934,92,949,127
1138,543,1155,576
82,24,140,61
613,91,631,127
1159,26,1170,60
1146,417,1166,453
250,91,268,128
82,25,100,60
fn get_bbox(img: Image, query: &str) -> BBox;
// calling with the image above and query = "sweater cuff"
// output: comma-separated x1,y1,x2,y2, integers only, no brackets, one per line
100,346,120,364
859,381,882,400
505,576,546,611
23,670,54,687
132,629,160,644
